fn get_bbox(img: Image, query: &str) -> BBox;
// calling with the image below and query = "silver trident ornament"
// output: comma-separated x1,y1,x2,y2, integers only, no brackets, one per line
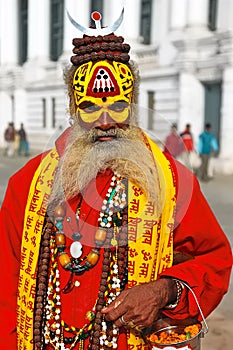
66,8,124,36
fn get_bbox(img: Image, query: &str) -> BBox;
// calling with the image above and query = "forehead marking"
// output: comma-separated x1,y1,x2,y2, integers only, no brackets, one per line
87,66,120,98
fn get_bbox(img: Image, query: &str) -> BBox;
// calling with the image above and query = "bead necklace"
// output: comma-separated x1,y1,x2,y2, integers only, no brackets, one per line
88,202,129,350
43,219,128,349
34,219,53,350
35,173,129,350
53,173,126,276
43,239,95,349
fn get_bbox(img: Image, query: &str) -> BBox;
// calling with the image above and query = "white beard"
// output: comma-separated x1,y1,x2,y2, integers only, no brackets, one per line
49,123,161,214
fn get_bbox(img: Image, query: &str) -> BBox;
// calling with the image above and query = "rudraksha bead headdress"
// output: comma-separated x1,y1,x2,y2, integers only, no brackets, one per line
66,9,139,119
68,9,131,66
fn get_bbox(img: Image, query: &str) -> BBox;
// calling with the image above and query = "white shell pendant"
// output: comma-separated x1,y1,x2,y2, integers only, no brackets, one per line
70,241,83,258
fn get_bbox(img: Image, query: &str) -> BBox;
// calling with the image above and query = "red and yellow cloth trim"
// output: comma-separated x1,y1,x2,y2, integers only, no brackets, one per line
16,134,176,349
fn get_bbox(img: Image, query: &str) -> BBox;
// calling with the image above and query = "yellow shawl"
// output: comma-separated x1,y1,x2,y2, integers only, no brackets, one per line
16,134,176,349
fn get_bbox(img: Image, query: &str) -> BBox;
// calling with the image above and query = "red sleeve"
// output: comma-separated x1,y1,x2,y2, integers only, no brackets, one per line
160,160,232,320
0,155,42,349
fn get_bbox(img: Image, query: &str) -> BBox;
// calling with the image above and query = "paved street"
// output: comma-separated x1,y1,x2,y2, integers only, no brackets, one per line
0,151,232,349
198,176,233,350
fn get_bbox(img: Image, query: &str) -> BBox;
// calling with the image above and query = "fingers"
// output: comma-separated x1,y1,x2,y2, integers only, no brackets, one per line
101,293,144,330
101,282,163,330
101,293,137,328
114,300,121,309
102,301,126,324
117,314,143,332
119,315,128,326
101,291,128,322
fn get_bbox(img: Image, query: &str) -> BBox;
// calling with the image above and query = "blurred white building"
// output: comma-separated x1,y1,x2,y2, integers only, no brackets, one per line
0,0,233,173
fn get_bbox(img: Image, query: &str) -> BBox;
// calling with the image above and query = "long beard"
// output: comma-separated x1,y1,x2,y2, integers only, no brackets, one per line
49,123,162,215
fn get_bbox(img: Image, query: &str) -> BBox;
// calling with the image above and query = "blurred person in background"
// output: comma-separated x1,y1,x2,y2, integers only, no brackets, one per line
17,123,29,156
180,123,194,169
164,123,184,159
197,123,219,181
4,122,15,157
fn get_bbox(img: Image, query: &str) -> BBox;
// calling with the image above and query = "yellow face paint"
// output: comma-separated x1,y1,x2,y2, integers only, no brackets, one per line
73,61,134,124
78,100,130,123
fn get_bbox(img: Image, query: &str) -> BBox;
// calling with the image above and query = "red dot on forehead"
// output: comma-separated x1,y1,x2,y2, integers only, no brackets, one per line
92,11,102,21
121,67,126,74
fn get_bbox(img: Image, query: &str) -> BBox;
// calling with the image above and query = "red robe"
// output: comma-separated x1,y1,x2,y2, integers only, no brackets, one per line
0,130,232,349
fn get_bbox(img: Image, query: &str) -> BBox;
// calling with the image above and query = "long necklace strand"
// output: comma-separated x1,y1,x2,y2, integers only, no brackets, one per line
34,218,54,350
89,183,128,350
33,174,128,349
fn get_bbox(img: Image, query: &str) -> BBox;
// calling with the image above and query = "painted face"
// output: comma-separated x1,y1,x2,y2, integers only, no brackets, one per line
73,61,134,124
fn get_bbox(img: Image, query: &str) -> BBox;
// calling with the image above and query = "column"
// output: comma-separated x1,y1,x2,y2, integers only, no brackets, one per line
187,0,208,29
103,0,124,31
170,0,188,31
27,0,50,62
217,0,233,30
138,90,150,130
179,72,205,143
220,68,233,160
0,91,12,147
152,0,170,43
119,0,140,43
0,0,18,65
63,0,91,54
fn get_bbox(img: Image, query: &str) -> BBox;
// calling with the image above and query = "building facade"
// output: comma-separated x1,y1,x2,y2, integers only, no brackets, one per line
1,0,233,173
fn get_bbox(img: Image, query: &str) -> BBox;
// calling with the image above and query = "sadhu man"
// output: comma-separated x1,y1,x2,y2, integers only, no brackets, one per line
0,10,232,350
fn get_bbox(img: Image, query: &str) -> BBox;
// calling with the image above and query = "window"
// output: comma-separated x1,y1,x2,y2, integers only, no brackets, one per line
208,0,218,31
90,0,103,13
147,91,155,129
50,0,64,61
11,95,15,123
52,97,56,128
18,0,28,65
42,98,47,128
90,0,103,26
140,0,152,45
204,82,221,145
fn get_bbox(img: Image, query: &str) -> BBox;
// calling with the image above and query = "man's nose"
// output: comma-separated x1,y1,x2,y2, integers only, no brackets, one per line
96,110,115,129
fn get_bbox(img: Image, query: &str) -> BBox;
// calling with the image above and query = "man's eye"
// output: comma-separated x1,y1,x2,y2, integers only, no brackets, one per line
79,103,101,113
109,102,129,112
83,105,101,113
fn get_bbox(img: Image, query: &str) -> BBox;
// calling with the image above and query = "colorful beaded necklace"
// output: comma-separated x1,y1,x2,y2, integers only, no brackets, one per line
53,173,126,276
35,173,128,350
43,239,127,350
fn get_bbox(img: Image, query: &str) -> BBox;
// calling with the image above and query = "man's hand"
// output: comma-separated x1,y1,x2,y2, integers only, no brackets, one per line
101,278,176,330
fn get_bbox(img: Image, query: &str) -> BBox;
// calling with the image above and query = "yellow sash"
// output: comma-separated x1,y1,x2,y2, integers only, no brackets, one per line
127,136,176,348
16,149,59,349
16,135,176,349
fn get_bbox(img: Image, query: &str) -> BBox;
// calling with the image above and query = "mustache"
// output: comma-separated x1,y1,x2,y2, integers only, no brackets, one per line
89,127,124,142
